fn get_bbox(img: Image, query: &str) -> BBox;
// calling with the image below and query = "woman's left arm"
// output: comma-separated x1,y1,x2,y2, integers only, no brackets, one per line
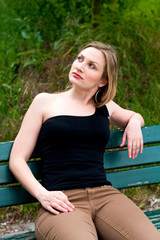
106,101,144,159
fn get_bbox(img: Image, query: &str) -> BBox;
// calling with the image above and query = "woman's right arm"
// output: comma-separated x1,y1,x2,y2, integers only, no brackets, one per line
9,93,74,215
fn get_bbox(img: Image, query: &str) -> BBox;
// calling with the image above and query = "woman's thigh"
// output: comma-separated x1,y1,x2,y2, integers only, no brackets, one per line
94,186,160,240
35,206,98,240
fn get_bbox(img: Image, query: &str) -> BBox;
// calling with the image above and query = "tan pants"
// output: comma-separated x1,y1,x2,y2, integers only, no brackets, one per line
35,185,160,240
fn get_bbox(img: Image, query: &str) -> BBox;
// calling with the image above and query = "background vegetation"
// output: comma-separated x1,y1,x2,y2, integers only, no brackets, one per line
1,0,160,141
0,0,160,221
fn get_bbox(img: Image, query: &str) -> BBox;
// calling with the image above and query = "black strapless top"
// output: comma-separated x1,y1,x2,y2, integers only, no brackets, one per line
37,105,111,191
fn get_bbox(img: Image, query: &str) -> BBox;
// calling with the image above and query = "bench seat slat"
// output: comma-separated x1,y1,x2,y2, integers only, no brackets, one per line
1,231,36,239
152,220,160,225
0,162,41,184
144,210,160,231
144,209,160,218
0,186,36,207
0,142,13,161
1,145,160,184
107,125,160,149
1,166,160,207
1,125,160,162
107,165,160,189
104,145,160,170
0,142,40,162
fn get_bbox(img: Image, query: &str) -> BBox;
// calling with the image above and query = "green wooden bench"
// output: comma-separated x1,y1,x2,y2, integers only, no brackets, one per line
0,125,160,239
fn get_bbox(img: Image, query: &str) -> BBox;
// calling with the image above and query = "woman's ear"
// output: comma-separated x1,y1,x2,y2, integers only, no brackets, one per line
99,79,107,88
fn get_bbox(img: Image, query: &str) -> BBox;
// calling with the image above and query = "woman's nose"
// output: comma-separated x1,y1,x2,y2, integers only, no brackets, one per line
76,62,84,73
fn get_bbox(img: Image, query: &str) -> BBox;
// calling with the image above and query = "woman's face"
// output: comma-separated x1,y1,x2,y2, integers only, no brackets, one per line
69,47,107,92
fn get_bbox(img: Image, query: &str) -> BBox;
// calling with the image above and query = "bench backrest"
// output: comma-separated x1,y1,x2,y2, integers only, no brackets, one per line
0,125,160,207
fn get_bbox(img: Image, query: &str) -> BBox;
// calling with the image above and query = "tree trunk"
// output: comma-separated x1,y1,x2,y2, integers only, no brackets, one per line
92,0,101,29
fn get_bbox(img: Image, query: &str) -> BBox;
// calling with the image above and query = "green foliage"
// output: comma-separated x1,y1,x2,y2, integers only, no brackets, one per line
98,0,160,119
0,202,39,221
0,0,160,142
5,0,91,44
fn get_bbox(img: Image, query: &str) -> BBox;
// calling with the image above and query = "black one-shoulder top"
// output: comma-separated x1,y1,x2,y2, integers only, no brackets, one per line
37,105,111,191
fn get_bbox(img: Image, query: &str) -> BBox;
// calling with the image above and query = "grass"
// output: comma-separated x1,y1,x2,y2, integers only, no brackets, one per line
0,202,40,222
122,184,160,210
0,0,160,221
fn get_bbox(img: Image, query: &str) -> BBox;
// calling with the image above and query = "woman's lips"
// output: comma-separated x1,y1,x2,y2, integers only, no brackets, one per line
72,72,83,79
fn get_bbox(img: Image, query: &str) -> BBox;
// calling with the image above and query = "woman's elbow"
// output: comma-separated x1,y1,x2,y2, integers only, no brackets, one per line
9,156,16,172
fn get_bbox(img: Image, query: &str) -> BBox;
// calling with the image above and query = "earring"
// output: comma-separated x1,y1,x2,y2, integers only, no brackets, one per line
95,89,102,104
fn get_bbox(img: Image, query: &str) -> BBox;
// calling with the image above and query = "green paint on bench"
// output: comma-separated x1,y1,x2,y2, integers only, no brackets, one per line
1,231,36,239
145,209,160,230
0,125,160,239
0,162,41,184
104,145,160,169
107,125,160,148
0,186,36,206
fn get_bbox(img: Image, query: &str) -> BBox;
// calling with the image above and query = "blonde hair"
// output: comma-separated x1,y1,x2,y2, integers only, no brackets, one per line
82,41,118,107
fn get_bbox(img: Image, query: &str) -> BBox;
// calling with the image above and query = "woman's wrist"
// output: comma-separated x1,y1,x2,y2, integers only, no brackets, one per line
128,113,144,127
34,184,48,202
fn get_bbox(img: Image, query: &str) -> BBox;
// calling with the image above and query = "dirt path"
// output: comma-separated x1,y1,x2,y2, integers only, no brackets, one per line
0,219,35,237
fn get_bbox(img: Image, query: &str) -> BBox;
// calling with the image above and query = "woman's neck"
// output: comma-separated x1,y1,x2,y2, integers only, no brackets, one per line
67,86,96,107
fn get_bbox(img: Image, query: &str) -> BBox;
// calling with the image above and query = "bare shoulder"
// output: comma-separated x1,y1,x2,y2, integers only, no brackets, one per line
106,100,118,116
33,92,55,103
32,92,59,110
33,92,66,122
34,92,64,102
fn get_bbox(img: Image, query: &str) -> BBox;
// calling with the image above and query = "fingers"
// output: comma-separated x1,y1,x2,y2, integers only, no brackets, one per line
128,140,143,159
47,205,60,215
121,121,143,159
57,191,75,210
120,131,126,147
40,190,75,215
140,139,143,154
131,142,140,159
50,201,72,214
120,131,141,159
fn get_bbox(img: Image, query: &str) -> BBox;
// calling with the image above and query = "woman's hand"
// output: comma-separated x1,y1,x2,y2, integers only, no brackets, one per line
38,190,75,215
120,118,143,159
106,101,144,159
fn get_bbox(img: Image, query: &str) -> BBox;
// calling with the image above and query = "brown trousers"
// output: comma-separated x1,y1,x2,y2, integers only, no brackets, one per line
35,185,160,240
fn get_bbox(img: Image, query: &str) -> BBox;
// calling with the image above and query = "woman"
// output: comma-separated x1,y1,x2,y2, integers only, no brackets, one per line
9,41,160,239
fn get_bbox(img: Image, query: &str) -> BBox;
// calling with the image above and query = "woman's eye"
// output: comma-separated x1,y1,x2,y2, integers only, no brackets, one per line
89,63,96,69
77,56,83,61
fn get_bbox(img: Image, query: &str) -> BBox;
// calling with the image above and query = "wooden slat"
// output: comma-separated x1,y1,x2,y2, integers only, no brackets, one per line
142,125,160,144
107,165,160,189
0,161,41,184
1,168,159,205
104,145,160,170
0,141,40,162
1,232,36,240
144,209,160,232
106,129,124,148
145,209,160,219
0,126,159,162
0,186,36,207
2,145,158,184
107,125,160,149
0,141,13,161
